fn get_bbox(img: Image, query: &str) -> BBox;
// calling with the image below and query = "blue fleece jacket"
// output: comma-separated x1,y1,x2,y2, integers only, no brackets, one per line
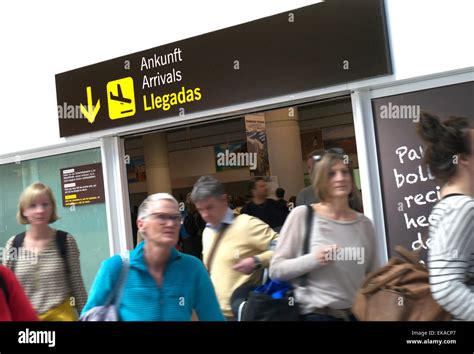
82,241,225,321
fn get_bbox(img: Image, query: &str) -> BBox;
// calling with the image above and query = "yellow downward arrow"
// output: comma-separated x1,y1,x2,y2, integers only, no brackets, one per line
80,86,101,124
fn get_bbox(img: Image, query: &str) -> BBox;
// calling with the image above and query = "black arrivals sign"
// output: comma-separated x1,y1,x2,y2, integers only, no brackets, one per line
56,0,392,138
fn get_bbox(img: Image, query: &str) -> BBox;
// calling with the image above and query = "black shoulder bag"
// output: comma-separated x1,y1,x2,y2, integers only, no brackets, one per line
240,205,314,321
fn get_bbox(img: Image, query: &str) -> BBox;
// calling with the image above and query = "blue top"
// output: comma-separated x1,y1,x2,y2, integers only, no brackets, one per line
81,241,225,321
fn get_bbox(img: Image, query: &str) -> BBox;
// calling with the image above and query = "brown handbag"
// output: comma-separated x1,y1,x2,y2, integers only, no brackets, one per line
352,246,452,321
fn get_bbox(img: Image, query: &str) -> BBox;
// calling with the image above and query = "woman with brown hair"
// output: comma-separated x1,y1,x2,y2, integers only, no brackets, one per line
417,112,474,321
269,149,378,321
2,182,87,321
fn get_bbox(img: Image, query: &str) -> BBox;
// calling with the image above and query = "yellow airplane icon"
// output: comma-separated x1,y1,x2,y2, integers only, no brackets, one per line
107,77,136,120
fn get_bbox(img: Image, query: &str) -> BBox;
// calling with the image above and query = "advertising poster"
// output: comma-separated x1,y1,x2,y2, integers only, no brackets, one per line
300,129,324,159
372,81,473,260
245,114,270,177
127,157,147,183
214,141,249,171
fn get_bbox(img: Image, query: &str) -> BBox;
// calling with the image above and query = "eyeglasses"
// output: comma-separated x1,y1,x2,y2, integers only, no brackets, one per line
147,213,182,224
312,148,346,162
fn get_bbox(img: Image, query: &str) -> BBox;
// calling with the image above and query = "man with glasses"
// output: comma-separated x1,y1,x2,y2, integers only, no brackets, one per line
191,176,278,320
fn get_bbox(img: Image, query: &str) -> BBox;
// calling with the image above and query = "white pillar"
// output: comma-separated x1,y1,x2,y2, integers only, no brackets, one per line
143,132,172,194
100,136,133,254
265,107,304,199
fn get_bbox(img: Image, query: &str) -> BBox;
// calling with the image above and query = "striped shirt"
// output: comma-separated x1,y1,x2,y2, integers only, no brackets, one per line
2,232,87,315
428,194,474,321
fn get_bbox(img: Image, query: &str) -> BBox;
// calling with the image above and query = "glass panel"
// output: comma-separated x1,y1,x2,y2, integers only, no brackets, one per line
0,148,109,291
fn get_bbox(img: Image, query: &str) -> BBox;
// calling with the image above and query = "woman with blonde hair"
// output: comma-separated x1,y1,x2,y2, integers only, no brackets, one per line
2,182,87,321
270,149,378,321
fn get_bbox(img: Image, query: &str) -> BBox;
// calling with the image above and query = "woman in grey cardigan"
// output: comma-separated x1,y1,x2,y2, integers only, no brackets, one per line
270,149,378,321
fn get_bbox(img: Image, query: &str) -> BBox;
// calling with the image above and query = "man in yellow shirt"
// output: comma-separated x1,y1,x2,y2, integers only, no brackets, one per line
191,176,278,320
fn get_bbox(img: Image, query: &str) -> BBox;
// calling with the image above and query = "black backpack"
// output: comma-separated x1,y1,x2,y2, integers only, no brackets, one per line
0,274,8,302
11,230,70,274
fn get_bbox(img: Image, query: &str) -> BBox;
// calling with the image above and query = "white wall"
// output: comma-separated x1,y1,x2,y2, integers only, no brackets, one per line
386,0,474,80
0,0,473,156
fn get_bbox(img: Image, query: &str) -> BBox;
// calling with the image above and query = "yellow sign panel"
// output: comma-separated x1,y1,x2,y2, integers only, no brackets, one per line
65,194,77,200
106,77,136,120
